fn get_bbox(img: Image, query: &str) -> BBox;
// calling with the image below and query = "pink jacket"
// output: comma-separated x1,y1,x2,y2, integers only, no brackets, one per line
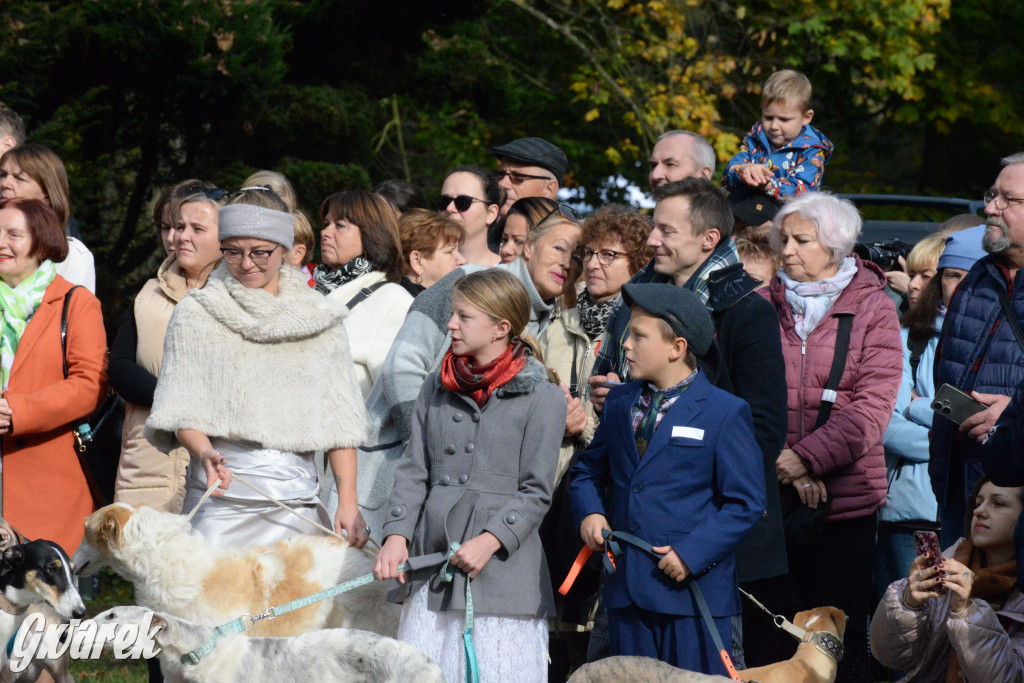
768,258,902,521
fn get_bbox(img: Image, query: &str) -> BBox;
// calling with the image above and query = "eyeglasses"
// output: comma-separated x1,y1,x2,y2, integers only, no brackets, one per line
219,245,279,264
574,247,628,266
983,190,1024,210
434,194,492,212
496,170,555,185
542,203,582,225
182,186,229,201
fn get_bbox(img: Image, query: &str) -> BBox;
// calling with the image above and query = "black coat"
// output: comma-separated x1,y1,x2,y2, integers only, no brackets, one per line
707,264,789,583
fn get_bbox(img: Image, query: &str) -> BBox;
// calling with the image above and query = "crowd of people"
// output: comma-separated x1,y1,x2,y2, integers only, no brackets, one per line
3,66,1024,683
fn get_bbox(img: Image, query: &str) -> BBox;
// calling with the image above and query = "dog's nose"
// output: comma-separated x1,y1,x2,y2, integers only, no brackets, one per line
72,604,86,619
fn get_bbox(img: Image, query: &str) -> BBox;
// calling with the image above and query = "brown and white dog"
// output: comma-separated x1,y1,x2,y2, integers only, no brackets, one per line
568,606,846,683
71,503,400,639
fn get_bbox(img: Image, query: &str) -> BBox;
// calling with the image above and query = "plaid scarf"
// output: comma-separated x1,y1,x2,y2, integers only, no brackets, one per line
440,338,530,407
591,240,739,379
0,260,57,390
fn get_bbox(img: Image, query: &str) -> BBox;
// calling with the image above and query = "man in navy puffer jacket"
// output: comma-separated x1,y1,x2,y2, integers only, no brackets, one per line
932,152,1024,547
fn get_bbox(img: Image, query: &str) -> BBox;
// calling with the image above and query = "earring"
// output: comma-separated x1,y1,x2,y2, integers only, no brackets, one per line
414,275,422,285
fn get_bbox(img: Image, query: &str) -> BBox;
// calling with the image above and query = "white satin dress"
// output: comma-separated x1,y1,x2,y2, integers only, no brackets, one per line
181,438,331,549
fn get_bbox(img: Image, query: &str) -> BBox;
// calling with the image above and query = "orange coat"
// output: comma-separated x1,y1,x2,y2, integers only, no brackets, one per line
2,275,107,553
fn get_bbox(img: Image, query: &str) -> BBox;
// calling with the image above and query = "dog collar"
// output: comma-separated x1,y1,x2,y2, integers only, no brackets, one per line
807,630,844,663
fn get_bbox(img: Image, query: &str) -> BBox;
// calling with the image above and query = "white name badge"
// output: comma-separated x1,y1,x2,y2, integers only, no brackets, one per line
672,426,705,440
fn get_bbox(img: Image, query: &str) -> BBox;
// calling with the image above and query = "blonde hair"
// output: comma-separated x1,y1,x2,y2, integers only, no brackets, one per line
906,232,946,273
292,211,315,266
243,170,297,210
762,69,813,111
452,269,531,341
228,186,289,212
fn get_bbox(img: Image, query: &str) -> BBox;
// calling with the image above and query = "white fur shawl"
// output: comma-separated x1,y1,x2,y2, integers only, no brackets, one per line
146,263,368,453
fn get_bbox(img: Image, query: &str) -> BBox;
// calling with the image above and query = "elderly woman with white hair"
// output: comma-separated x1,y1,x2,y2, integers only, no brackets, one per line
764,192,902,682
147,200,369,550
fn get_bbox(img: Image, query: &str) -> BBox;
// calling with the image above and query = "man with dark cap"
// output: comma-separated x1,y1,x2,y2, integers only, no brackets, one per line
492,136,566,216
570,282,765,675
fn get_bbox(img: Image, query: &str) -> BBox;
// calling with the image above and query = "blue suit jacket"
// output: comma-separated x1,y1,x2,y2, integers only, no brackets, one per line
569,372,766,617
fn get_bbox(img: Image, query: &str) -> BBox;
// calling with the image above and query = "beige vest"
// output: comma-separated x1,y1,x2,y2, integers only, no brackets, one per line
114,258,191,513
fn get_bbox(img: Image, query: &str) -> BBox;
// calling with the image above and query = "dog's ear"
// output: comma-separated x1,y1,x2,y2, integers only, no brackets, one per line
792,609,812,629
2,545,24,566
828,607,848,639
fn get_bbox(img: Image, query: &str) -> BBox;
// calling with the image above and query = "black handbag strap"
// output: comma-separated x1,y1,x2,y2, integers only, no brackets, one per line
813,314,853,431
60,286,83,380
344,281,388,310
997,287,1024,354
907,333,929,391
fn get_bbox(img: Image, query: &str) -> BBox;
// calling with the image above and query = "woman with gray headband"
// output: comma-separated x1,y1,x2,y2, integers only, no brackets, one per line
147,195,370,549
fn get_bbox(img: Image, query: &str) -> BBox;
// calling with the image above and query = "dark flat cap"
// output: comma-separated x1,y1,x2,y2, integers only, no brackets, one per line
728,186,781,228
621,283,713,357
491,137,567,183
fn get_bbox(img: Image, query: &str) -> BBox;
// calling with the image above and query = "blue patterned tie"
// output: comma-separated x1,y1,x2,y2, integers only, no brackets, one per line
635,389,665,458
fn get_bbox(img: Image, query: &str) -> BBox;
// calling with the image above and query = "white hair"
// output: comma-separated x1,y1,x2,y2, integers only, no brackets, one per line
770,192,862,266
656,130,716,174
1002,152,1024,167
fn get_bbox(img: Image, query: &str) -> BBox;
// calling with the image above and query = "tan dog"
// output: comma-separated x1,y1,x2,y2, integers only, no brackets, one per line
737,606,846,683
568,606,846,683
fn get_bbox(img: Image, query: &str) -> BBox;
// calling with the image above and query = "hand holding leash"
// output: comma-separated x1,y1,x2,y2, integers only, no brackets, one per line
199,449,231,497
580,513,611,551
450,532,501,579
651,545,690,583
373,535,410,583
334,503,369,549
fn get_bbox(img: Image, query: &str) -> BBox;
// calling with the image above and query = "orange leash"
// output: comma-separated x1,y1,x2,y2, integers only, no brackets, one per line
558,546,592,595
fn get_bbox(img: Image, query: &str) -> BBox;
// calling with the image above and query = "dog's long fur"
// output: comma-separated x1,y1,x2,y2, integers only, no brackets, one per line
72,503,399,638
93,606,443,683
568,606,846,683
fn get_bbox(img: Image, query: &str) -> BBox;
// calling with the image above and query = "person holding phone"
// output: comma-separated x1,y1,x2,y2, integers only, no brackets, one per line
872,476,1024,681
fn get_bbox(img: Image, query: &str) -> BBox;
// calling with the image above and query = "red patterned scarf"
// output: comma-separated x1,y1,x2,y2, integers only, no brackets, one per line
440,338,530,407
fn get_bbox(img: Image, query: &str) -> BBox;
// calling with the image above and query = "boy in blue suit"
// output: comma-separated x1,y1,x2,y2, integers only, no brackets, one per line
569,282,766,675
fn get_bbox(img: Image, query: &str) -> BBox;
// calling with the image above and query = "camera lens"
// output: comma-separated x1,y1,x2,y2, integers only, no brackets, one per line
943,407,951,415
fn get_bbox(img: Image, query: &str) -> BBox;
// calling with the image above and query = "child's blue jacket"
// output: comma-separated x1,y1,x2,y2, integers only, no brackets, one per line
723,122,834,198
568,371,765,617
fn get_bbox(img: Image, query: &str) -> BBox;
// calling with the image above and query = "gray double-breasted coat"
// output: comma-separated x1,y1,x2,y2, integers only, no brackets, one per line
382,356,566,618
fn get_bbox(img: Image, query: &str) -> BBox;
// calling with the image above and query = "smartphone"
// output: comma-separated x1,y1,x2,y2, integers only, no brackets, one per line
913,530,946,594
931,383,987,425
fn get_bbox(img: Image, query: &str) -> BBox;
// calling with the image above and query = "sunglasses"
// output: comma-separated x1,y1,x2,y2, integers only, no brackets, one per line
182,186,229,201
435,194,491,212
496,170,555,185
542,203,582,224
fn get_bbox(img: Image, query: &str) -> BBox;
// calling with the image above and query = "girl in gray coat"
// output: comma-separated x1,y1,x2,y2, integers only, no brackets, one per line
871,476,1024,681
374,269,566,683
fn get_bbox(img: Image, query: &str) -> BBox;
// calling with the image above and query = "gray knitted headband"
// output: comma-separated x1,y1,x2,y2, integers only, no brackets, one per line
218,203,294,250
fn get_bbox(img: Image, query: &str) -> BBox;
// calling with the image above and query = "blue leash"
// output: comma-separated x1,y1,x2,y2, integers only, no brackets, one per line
182,543,480,683
599,529,743,681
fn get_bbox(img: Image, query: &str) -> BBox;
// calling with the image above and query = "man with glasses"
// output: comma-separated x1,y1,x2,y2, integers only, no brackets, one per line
931,152,1024,547
585,177,788,666
491,137,566,217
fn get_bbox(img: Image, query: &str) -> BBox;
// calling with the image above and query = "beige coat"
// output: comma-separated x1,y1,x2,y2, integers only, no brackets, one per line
114,257,191,512
538,308,599,483
326,271,412,398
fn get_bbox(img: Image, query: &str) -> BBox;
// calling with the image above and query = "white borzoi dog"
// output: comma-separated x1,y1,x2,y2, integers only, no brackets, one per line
92,606,443,683
71,503,399,639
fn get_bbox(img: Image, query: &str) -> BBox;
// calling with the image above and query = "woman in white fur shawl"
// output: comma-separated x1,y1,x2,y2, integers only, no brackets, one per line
147,198,369,550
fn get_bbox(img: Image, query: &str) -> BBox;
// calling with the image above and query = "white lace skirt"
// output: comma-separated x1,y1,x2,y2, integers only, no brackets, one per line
398,583,548,683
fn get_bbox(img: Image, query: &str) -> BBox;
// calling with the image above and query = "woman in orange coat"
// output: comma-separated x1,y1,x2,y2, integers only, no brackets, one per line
0,198,106,554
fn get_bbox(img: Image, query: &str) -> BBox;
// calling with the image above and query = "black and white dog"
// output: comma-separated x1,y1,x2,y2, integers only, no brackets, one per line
0,540,85,682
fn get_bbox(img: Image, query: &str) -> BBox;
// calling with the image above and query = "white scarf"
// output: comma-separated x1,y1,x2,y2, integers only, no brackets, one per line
780,257,857,339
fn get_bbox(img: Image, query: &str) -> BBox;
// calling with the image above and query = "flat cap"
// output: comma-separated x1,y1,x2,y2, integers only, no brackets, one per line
491,137,567,183
218,203,294,250
621,282,713,357
728,186,781,228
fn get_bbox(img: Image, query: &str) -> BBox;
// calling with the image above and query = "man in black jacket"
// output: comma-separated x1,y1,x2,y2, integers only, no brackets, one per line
586,178,788,664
